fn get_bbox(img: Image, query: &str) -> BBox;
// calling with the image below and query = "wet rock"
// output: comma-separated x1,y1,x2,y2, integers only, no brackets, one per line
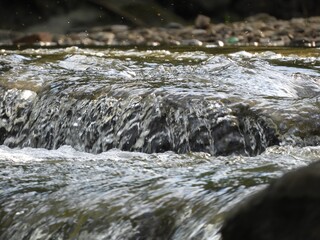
0,84,278,156
221,161,320,240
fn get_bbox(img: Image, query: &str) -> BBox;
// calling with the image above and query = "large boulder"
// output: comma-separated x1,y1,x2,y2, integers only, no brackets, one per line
221,161,320,240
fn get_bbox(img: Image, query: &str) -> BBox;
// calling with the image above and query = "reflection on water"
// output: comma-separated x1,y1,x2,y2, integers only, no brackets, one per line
0,47,319,239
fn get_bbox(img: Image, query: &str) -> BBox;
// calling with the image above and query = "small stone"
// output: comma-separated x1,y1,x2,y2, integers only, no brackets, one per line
308,16,320,23
227,36,239,44
191,29,208,36
166,39,181,46
243,26,253,32
290,37,311,47
259,37,270,44
90,32,114,44
111,25,129,33
261,30,275,38
314,37,320,45
195,14,211,29
68,33,82,41
181,39,203,46
276,29,289,36
217,40,224,47
166,22,183,29
270,40,285,46
80,38,95,45
147,41,160,46
280,35,291,45
290,18,306,26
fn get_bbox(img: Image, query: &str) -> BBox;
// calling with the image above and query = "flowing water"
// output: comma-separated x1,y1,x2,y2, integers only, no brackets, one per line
0,46,319,239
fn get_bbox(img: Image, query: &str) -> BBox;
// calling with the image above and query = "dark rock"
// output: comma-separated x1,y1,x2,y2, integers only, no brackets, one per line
289,36,312,47
221,161,320,240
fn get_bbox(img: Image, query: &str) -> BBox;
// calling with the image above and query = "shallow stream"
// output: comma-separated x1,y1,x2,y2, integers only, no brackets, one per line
0,46,319,239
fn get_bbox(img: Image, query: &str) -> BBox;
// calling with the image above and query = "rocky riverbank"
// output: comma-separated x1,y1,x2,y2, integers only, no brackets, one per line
2,14,320,48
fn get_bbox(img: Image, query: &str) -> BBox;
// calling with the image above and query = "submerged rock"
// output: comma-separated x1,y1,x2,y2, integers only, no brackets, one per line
221,161,320,240
0,87,278,156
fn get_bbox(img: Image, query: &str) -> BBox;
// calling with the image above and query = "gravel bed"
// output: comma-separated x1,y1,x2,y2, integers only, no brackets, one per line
1,14,320,48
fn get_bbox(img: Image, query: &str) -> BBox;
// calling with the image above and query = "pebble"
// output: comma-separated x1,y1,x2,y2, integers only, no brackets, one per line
181,39,203,46
191,29,208,36
259,38,271,45
227,37,239,44
217,40,224,47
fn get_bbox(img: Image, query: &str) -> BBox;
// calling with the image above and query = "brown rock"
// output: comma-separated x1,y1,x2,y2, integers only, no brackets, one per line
195,14,211,29
13,32,52,44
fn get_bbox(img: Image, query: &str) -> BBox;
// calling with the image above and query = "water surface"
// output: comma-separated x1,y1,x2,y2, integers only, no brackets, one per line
0,46,319,239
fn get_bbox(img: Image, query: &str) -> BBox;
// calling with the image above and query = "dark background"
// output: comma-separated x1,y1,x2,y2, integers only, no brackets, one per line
1,0,319,33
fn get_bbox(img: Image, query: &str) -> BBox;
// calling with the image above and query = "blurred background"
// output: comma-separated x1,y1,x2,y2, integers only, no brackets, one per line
1,0,319,33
